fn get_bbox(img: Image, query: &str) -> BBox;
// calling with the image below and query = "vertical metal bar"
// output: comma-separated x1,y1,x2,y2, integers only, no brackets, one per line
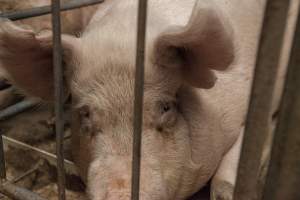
0,132,6,181
263,6,300,200
234,1,291,200
131,0,148,200
51,0,66,200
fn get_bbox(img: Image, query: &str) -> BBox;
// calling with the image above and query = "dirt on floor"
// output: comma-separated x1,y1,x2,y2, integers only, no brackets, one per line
0,103,88,200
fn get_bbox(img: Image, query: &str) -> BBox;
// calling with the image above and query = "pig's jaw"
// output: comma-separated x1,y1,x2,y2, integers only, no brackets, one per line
87,158,169,200
90,192,153,200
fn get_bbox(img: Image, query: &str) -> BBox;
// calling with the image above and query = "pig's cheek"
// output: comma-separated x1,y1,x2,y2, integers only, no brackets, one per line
156,111,178,133
87,159,109,200
162,111,178,128
80,122,92,135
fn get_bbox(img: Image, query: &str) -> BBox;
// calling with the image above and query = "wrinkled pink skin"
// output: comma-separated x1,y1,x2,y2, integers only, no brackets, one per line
0,0,268,199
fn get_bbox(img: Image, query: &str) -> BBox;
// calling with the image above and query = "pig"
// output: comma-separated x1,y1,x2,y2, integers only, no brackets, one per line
0,0,266,199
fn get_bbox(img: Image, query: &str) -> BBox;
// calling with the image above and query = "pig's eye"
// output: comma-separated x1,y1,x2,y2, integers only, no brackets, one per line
160,102,175,113
79,105,90,118
78,106,102,137
156,101,177,131
78,106,93,136
163,104,171,113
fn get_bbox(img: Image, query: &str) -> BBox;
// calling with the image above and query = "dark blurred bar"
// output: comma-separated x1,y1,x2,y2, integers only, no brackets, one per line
234,0,291,199
263,5,300,200
51,0,66,199
131,0,148,200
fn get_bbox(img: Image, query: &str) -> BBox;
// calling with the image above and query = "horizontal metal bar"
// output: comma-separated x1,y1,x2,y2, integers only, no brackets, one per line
131,0,148,200
11,163,40,184
0,0,104,21
263,5,300,200
2,136,77,175
234,0,291,199
0,182,46,200
0,100,36,121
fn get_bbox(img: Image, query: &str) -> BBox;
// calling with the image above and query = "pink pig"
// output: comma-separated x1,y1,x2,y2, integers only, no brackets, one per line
0,0,265,199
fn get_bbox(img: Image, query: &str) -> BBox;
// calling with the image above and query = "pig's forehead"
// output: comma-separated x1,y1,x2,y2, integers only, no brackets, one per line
71,64,133,104
70,64,171,111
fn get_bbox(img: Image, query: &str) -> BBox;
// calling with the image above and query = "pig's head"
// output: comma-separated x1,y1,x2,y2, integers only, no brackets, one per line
0,2,234,199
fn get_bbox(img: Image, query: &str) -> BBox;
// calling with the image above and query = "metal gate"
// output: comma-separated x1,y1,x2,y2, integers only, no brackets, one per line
0,0,299,200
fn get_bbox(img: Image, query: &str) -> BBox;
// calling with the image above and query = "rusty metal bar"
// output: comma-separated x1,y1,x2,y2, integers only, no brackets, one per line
51,0,66,199
234,1,291,200
0,0,104,21
263,6,300,200
2,135,77,175
131,0,148,200
0,133,6,181
0,182,46,200
0,100,36,121
0,164,40,199
11,163,40,184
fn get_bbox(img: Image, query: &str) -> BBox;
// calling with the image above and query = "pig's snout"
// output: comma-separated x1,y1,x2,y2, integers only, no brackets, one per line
90,178,154,200
106,193,130,200
106,192,130,200
88,157,168,200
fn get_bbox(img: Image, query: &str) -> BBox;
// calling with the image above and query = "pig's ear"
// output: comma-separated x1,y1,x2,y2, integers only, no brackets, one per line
0,19,78,100
152,4,234,88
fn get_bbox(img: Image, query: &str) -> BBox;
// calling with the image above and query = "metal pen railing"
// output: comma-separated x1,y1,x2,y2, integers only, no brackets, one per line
263,6,300,199
234,0,292,199
131,1,148,200
51,0,67,199
234,1,300,200
0,0,299,200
